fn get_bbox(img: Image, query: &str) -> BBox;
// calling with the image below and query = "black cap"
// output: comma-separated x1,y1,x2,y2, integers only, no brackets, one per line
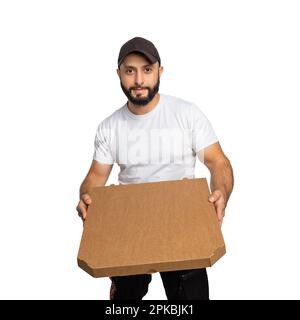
118,37,161,68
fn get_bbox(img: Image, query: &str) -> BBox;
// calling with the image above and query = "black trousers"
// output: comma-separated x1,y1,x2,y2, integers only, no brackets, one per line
110,268,209,300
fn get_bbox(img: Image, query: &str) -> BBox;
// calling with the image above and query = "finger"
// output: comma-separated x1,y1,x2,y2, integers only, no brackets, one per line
217,208,225,221
213,200,225,220
77,202,87,220
208,190,222,202
81,194,92,205
219,219,223,228
80,208,87,220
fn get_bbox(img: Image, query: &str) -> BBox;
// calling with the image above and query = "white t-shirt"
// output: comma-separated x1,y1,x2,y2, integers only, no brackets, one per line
93,94,218,185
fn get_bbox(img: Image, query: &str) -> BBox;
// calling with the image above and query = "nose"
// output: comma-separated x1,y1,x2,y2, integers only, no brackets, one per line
134,70,144,86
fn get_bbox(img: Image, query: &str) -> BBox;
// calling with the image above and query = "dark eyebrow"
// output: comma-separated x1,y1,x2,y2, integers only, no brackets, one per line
123,64,153,69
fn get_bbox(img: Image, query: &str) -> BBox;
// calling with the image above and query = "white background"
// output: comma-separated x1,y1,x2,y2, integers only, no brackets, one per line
1,0,300,300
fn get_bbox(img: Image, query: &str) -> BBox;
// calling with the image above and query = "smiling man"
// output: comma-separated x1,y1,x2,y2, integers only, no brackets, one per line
76,37,234,300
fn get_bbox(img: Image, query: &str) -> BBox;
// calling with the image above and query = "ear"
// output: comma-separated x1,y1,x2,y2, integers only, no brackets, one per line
116,68,121,79
159,66,164,77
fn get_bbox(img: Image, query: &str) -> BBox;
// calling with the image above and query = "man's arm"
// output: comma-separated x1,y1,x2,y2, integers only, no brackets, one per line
198,142,234,225
76,160,113,221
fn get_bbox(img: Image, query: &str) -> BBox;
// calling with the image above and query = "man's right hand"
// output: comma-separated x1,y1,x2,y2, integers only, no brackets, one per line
76,193,92,222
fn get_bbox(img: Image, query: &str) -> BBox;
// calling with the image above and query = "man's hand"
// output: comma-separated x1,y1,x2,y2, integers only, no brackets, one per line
208,190,226,227
76,193,92,222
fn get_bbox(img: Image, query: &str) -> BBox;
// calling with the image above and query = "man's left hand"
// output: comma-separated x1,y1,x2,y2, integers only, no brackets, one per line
208,190,226,227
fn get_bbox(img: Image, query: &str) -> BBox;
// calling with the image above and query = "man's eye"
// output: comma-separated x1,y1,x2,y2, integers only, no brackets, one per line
125,69,134,74
145,68,152,73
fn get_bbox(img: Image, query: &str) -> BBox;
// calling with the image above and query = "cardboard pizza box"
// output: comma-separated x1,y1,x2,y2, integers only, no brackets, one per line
77,178,226,277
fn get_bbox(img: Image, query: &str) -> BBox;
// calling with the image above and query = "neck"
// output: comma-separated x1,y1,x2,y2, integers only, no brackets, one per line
127,93,160,115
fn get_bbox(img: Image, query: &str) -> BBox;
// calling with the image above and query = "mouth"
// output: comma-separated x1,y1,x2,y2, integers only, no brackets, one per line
133,88,146,92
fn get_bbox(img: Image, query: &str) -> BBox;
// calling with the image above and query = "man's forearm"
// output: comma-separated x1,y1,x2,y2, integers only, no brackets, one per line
209,158,234,205
79,174,107,198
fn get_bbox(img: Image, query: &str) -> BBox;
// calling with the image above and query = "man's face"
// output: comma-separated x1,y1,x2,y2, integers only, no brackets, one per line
117,53,163,106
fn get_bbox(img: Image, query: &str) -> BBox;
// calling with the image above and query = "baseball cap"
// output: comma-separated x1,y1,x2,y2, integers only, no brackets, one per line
118,37,161,68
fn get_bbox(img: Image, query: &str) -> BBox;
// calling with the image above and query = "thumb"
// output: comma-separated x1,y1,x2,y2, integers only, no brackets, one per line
209,191,220,202
81,193,92,205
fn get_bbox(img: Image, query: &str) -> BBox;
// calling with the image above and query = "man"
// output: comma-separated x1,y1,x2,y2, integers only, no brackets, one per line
76,37,234,300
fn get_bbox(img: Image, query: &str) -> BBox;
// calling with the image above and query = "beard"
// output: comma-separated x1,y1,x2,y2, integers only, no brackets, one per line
120,78,160,106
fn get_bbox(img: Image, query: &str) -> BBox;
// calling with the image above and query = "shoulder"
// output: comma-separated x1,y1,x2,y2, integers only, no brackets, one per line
162,94,204,115
96,104,126,131
161,94,208,126
162,93,194,109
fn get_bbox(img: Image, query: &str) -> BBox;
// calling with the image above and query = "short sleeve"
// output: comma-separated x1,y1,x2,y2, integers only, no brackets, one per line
93,121,114,164
191,104,218,153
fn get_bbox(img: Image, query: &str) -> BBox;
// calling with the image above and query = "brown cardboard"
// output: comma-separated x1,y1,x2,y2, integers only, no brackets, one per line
77,178,226,278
